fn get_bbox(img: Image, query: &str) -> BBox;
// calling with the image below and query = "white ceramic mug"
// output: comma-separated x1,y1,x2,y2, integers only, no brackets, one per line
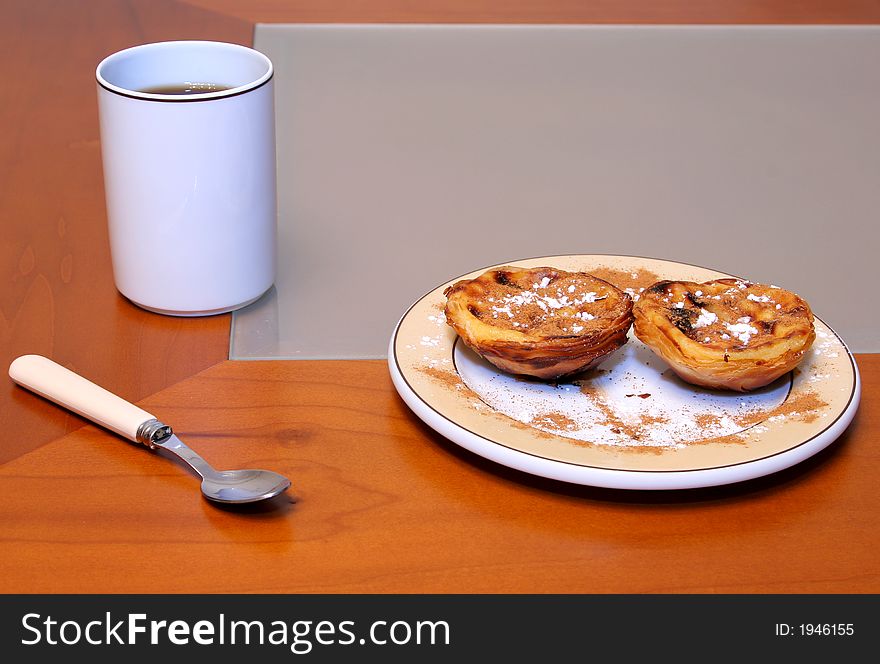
96,41,276,316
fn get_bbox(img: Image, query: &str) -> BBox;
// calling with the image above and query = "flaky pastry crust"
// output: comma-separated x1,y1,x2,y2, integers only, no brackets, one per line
444,266,633,379
633,278,815,391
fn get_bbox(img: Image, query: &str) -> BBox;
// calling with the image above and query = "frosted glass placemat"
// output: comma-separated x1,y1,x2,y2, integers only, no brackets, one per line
231,25,880,359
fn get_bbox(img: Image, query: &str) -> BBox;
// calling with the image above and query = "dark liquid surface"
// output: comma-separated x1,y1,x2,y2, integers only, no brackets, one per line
138,82,232,95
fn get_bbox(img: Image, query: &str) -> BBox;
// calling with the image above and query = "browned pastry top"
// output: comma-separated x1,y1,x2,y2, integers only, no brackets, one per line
633,278,816,391
443,266,634,379
637,279,813,352
444,266,632,340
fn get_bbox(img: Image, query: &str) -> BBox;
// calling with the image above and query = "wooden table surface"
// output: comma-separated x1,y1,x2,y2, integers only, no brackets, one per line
1,0,878,593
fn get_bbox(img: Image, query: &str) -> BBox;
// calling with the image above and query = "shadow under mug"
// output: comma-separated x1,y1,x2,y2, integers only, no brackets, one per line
96,40,277,316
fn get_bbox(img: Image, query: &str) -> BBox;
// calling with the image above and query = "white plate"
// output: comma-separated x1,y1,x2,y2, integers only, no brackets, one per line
388,255,861,490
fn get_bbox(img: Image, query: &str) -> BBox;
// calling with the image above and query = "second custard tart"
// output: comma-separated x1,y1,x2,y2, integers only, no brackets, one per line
633,278,815,391
444,266,633,379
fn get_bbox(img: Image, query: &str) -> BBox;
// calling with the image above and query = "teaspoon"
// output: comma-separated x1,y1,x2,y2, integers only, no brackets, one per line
9,354,291,505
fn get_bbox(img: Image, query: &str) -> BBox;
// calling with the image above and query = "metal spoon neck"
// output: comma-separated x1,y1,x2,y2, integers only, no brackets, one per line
141,423,218,480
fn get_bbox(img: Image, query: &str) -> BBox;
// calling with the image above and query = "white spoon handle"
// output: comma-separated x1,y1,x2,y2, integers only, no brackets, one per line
9,354,155,443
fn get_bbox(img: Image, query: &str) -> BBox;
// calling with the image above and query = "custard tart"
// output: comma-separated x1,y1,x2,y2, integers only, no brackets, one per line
633,278,815,391
444,266,634,379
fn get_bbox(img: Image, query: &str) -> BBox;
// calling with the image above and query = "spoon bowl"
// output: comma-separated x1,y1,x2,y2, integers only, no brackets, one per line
202,472,291,504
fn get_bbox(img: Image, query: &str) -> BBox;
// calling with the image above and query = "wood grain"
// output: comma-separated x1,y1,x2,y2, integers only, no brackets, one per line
0,0,251,463
2,0,878,595
0,356,875,593
182,0,880,24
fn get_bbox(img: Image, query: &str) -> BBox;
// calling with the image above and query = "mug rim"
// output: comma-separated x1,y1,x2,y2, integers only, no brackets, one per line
95,40,274,103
